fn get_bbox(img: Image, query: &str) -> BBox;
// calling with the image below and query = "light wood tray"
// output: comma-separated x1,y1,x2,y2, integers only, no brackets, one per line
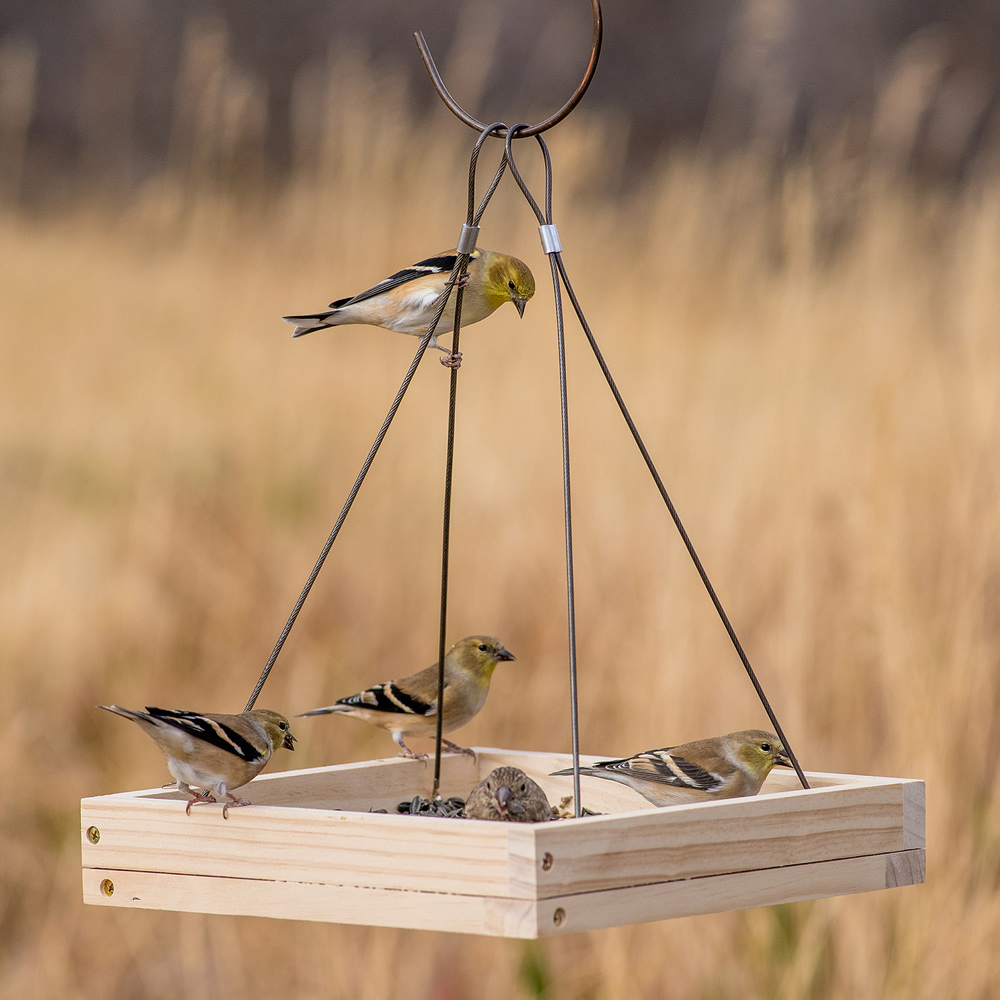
81,748,925,938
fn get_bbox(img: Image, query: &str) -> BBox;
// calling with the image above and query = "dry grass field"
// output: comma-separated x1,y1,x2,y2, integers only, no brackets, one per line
4,52,1000,999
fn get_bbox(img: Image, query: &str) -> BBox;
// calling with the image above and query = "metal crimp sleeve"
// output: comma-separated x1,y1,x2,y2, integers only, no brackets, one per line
539,223,562,254
456,224,480,254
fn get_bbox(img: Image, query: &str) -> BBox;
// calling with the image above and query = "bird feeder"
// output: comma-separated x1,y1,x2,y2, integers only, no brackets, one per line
81,750,923,938
81,0,925,937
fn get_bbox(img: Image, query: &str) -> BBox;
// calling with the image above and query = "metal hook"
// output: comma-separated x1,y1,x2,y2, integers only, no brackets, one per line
414,0,603,139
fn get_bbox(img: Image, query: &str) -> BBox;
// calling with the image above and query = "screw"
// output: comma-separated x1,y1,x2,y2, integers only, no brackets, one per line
87,826,101,845
552,907,566,927
541,852,554,871
100,879,114,897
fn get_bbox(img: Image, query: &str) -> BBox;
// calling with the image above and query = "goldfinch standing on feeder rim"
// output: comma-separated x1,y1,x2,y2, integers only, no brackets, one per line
550,730,791,808
99,705,296,817
281,249,535,365
298,635,515,759
463,766,552,823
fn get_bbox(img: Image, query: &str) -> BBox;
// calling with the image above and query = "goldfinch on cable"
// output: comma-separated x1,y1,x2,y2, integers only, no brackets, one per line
282,249,535,364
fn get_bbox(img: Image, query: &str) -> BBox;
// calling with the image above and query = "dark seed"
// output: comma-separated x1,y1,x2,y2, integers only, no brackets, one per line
394,794,470,818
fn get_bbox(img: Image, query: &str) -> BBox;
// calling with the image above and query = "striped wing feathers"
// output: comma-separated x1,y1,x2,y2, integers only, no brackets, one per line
599,748,725,792
330,253,465,309
338,676,437,718
146,707,267,764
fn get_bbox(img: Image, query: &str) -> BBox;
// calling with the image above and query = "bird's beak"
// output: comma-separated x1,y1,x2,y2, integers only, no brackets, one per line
283,731,297,751
497,646,516,662
495,786,511,810
513,296,527,318
775,749,791,768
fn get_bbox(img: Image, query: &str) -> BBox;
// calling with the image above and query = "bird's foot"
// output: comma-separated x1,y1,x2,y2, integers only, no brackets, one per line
439,350,463,369
442,740,476,759
457,271,471,289
184,791,217,815
395,740,429,760
222,793,252,820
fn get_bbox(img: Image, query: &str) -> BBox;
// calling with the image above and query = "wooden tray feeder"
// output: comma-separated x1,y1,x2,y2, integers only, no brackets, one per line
81,0,925,936
82,750,925,938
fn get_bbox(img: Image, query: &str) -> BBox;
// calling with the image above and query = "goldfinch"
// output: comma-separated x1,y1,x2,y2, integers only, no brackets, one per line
463,766,552,823
298,635,515,759
550,730,791,808
99,705,296,817
281,249,535,359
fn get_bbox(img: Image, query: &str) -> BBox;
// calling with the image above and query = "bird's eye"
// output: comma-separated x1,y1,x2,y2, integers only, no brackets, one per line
478,643,488,651
508,280,516,290
520,783,527,793
760,742,771,752
279,721,288,730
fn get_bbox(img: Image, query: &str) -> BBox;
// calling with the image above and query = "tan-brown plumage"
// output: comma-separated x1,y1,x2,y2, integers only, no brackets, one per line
298,636,515,758
99,705,296,817
550,730,791,808
463,767,552,822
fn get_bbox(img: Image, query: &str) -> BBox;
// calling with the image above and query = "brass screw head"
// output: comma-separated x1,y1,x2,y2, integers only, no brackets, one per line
541,852,554,871
552,907,566,927
87,826,101,845
100,879,114,897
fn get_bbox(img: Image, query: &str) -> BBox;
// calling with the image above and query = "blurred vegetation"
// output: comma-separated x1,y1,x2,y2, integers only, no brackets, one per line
2,0,1000,205
2,3,1000,999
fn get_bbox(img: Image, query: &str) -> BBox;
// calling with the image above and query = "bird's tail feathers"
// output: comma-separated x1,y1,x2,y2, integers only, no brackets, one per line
550,765,601,778
98,704,150,723
281,310,340,338
296,704,352,718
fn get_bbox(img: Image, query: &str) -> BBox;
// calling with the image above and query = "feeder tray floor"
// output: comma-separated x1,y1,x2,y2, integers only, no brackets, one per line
81,748,925,938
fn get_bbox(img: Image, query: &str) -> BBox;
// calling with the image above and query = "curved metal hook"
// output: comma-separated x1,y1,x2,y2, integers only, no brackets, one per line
414,0,603,139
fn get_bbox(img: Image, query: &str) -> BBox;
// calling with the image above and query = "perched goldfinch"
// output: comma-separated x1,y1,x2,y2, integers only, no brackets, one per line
551,730,791,808
281,249,535,359
463,766,552,823
298,635,515,758
99,705,296,817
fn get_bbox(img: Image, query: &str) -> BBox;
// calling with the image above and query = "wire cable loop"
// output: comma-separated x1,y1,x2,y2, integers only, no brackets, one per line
431,120,512,795
244,133,508,714
414,0,603,139
503,128,583,815
503,128,809,793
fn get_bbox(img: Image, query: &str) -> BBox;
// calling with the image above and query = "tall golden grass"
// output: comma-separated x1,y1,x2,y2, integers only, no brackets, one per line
4,31,1000,999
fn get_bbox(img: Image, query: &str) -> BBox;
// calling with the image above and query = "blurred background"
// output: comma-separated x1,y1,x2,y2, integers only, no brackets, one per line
3,0,1000,997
